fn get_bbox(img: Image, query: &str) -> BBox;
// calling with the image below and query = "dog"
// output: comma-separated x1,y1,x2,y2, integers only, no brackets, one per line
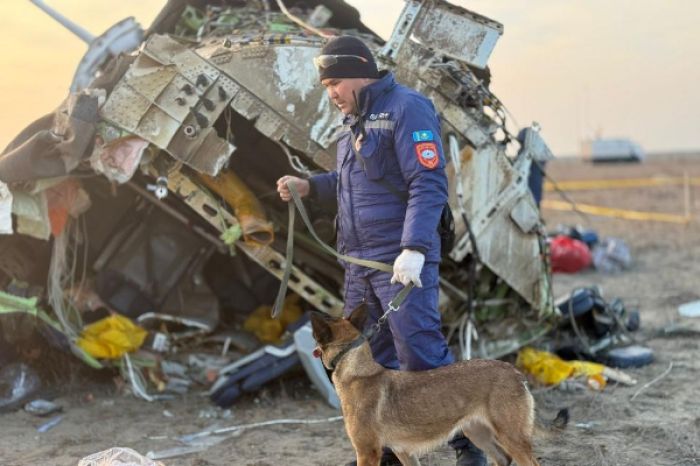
310,305,567,466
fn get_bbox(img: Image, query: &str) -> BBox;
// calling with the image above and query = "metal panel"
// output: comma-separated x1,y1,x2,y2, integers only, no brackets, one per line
412,0,503,69
380,0,424,61
445,137,546,309
437,99,491,148
510,197,541,234
136,105,180,148
101,80,151,133
196,39,342,171
101,34,237,176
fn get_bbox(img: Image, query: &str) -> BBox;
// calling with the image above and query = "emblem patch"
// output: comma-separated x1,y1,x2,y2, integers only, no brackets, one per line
412,130,434,142
369,112,391,121
415,142,439,169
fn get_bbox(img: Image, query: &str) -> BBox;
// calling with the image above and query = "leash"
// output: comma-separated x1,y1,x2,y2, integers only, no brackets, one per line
272,182,414,321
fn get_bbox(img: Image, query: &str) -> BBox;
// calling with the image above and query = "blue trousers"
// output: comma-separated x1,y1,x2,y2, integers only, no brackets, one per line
343,262,453,371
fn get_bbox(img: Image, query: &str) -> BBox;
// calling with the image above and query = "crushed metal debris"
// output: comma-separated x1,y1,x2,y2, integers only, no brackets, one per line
1,0,568,407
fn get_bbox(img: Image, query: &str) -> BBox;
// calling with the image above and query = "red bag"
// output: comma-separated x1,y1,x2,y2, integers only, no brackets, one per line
550,235,592,273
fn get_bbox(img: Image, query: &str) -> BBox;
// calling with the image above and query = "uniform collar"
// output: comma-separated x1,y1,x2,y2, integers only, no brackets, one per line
343,71,396,125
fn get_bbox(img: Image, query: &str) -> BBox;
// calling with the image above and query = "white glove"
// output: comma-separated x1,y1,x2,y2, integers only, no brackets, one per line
391,249,425,287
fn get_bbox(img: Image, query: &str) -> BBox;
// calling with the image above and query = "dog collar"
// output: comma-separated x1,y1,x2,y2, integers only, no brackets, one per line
328,335,366,370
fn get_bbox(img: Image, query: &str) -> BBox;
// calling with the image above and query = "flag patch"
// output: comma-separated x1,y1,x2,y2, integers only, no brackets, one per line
412,130,434,142
415,142,439,169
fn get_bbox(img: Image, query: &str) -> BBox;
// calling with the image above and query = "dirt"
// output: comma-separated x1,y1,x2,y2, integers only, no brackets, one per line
2,156,700,466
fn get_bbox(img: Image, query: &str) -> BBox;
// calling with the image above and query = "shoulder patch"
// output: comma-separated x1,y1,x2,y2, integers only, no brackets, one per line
415,142,439,169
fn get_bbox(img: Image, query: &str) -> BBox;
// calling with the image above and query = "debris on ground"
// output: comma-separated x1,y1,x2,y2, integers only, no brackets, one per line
550,235,593,273
36,414,64,433
79,447,164,466
24,399,62,417
0,363,41,413
592,237,632,273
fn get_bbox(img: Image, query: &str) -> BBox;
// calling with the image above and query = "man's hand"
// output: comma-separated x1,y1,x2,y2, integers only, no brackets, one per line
276,175,310,202
391,249,425,287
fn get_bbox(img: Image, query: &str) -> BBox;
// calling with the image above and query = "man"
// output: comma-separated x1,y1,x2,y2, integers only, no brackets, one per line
276,36,487,466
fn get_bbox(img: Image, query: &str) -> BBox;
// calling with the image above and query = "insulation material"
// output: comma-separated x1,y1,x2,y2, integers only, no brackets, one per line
0,124,65,183
0,181,12,234
54,91,102,173
90,136,150,184
0,91,101,183
12,191,51,240
46,179,92,237
198,170,274,246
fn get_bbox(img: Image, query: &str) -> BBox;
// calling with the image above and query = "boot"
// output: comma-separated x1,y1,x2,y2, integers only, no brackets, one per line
345,448,402,466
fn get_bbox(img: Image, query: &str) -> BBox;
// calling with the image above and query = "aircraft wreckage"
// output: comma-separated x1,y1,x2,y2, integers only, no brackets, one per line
0,0,556,404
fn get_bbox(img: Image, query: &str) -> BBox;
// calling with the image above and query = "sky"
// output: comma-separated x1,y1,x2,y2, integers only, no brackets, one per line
0,0,698,156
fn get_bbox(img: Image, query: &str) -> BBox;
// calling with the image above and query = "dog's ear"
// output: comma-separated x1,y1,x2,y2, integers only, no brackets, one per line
347,303,368,331
310,311,333,344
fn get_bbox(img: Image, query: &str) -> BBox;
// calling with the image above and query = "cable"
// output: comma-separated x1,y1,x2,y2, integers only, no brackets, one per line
122,353,155,402
276,140,313,177
180,415,344,442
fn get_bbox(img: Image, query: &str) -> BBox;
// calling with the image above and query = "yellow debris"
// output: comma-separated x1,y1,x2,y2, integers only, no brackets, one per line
244,294,304,343
517,347,607,390
77,314,148,359
199,170,274,246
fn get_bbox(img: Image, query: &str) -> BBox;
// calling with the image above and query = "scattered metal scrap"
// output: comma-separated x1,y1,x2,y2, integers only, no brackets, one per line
0,0,560,404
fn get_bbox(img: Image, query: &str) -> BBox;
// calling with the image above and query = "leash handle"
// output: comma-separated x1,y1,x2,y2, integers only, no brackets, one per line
271,197,295,318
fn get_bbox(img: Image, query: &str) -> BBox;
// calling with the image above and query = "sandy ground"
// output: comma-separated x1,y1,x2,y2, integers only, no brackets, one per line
2,156,700,466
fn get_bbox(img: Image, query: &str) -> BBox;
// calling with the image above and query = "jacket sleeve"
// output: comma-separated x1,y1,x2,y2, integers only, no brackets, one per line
308,171,338,207
393,95,448,254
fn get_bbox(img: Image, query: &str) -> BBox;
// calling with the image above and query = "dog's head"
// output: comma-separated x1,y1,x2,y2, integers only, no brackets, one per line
309,304,368,369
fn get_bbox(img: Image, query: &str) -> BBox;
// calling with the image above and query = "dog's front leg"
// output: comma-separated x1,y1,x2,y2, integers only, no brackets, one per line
346,419,382,466
354,448,382,466
393,450,421,466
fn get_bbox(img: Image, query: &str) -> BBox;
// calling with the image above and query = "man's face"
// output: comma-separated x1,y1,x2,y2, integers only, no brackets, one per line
321,77,371,115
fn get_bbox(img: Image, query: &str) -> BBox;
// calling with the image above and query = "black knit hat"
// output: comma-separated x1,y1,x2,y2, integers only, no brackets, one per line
316,36,379,81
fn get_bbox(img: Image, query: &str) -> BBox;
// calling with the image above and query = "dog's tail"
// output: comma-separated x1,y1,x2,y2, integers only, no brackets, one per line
534,408,569,439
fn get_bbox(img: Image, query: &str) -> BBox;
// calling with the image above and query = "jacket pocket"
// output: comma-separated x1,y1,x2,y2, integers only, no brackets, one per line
355,131,389,181
357,202,405,228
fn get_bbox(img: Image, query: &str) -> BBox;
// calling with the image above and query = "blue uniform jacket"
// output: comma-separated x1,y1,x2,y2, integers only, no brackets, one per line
309,71,448,276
